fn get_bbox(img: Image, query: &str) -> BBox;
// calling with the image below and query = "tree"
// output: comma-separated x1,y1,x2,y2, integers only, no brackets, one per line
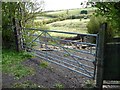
95,2,120,36
21,0,45,27
2,2,22,49
2,1,45,50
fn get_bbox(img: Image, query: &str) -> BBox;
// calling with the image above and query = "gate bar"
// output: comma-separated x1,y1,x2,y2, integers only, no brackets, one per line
23,28,97,37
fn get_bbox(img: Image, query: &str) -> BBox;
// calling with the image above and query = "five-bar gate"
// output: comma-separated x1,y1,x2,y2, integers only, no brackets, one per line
22,28,98,80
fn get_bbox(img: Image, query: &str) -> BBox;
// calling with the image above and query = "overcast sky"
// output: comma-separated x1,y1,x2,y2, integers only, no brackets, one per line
37,0,88,11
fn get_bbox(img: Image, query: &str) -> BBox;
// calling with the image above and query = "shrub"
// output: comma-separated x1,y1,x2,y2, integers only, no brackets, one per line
87,15,104,34
80,10,88,14
2,27,15,49
87,15,114,41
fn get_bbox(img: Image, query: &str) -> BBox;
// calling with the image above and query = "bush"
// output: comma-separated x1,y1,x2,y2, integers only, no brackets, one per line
87,15,114,41
80,10,88,14
2,27,15,49
87,15,104,34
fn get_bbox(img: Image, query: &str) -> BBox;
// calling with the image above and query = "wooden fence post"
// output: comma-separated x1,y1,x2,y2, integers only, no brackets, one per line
96,23,107,89
13,18,22,52
13,18,19,52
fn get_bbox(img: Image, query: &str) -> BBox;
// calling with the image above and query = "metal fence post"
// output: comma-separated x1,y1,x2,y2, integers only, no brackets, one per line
96,23,107,89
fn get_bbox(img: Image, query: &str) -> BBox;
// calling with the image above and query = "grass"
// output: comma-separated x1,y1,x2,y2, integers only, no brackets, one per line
83,80,95,88
39,61,49,68
34,16,56,22
45,7,97,17
2,49,35,79
32,19,89,38
33,8,95,38
63,54,70,57
35,7,96,22
54,83,64,89
13,81,44,88
47,19,89,37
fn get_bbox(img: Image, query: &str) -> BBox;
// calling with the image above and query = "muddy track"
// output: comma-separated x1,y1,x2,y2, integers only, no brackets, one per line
2,57,91,88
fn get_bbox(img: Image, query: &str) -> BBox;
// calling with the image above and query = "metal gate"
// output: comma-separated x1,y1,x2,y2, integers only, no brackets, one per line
22,28,98,79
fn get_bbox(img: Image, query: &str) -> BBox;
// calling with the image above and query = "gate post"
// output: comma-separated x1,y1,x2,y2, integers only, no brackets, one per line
96,23,107,89
13,18,22,52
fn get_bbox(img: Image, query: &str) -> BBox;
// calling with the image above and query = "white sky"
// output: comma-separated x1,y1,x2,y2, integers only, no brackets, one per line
37,0,88,11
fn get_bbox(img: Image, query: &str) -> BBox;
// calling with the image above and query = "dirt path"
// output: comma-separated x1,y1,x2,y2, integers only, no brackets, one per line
2,57,90,88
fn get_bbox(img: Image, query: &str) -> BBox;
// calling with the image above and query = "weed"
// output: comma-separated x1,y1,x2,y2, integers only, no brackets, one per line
13,81,44,88
48,41,56,45
83,80,95,88
54,83,64,89
20,51,33,59
11,65,35,79
63,54,70,57
39,61,49,68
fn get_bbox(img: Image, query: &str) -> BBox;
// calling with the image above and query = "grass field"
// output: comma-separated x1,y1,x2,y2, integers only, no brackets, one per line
33,7,96,37
35,16,55,22
46,19,89,37
35,7,96,22
45,7,97,17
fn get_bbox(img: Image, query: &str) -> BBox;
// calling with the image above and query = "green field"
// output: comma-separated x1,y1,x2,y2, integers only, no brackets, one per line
34,7,96,37
45,7,96,16
35,7,96,21
46,19,89,37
